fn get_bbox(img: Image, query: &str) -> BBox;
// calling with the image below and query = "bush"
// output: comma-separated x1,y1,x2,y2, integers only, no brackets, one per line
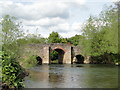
23,55,38,68
2,51,25,89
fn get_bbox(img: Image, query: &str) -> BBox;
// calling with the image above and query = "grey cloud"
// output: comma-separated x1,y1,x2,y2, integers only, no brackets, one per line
0,0,89,21
0,2,70,20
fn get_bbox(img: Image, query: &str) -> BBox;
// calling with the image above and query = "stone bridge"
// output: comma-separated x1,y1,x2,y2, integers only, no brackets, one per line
21,43,88,64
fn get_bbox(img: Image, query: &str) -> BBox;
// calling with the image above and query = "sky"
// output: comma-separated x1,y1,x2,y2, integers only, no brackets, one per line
0,0,118,38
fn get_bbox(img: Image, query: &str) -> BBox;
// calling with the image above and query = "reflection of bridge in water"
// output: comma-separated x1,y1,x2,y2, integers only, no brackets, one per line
22,43,88,64
25,64,118,88
26,65,84,88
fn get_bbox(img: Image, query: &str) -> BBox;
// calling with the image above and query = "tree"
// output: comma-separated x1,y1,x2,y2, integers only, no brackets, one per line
81,16,98,56
68,35,84,46
1,15,23,57
0,15,25,88
98,3,118,54
60,38,68,43
81,2,118,64
47,31,61,43
1,15,22,44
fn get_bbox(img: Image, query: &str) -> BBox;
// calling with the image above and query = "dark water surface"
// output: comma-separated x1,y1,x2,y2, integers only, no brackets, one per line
24,64,118,88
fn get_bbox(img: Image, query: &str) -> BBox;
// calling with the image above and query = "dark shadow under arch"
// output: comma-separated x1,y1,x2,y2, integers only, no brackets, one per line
75,55,84,64
36,56,42,65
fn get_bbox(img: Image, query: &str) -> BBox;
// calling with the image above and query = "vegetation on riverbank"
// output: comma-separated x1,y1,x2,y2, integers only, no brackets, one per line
20,55,39,68
1,51,25,89
80,2,119,64
0,15,26,89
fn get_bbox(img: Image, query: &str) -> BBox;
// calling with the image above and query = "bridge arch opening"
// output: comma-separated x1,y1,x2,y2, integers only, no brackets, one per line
36,56,42,65
74,54,84,64
50,48,65,64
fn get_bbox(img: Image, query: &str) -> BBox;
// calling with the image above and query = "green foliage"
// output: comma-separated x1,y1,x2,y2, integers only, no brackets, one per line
50,50,58,61
1,15,23,59
22,55,38,68
48,32,61,43
17,34,46,45
2,51,25,89
0,51,2,81
1,15,25,88
114,59,119,64
1,15,22,44
80,3,118,63
68,35,84,46
60,38,68,43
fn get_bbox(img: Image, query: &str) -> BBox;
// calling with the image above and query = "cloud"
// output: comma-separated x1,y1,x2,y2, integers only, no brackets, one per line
0,0,86,38
21,21,83,38
21,17,66,27
0,0,87,19
71,22,82,32
0,1,71,20
46,22,82,38
2,0,113,38
5,0,86,4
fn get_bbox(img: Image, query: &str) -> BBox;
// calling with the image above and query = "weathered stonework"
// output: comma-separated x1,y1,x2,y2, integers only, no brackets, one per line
21,43,87,64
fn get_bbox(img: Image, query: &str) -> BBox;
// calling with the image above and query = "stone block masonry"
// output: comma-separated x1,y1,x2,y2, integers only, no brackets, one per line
21,43,89,64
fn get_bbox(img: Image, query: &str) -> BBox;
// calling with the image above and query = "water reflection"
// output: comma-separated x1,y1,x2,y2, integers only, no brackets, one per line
49,73,64,82
24,64,118,88
28,65,49,81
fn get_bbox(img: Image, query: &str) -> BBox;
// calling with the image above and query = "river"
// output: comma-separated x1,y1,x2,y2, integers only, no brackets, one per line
24,64,118,88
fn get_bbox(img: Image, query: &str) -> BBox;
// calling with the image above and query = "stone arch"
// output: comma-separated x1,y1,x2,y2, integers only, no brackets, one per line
51,48,65,64
54,47,66,52
73,54,84,64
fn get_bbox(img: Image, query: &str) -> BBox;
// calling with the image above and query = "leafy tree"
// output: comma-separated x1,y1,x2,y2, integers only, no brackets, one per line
81,2,118,64
1,15,23,58
81,16,98,55
68,35,84,46
1,15,22,44
47,32,61,43
60,38,68,43
0,15,25,88
98,3,118,54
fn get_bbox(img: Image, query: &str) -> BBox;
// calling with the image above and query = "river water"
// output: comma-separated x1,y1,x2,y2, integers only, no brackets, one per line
24,64,118,88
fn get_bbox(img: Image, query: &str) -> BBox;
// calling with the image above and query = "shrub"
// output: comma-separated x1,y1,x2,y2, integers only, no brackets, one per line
2,51,25,89
23,55,38,68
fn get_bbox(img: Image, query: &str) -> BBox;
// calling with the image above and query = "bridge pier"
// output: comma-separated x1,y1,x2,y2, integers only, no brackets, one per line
43,46,50,64
64,46,72,64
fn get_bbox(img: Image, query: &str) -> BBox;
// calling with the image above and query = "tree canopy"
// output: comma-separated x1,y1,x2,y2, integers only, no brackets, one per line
80,2,119,64
47,31,61,43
